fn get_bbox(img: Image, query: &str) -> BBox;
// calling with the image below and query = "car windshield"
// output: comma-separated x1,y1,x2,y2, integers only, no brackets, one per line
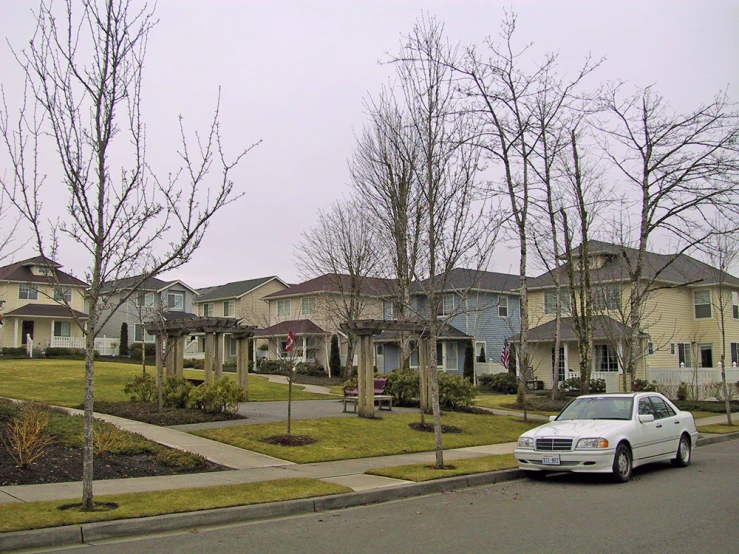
557,397,634,421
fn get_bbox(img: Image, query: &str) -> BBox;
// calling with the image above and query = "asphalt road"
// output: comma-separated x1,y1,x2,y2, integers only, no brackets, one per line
41,440,739,554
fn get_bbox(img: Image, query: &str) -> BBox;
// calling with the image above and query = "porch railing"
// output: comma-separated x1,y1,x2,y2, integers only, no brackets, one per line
49,336,119,357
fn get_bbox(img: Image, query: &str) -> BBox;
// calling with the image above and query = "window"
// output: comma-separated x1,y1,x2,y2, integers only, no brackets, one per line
498,295,508,318
228,336,237,357
544,290,570,314
594,344,618,371
445,342,458,370
675,343,692,367
136,293,155,307
383,300,395,321
441,294,455,316
223,300,235,317
53,321,71,337
410,341,419,367
733,292,739,319
301,297,316,316
166,292,184,311
648,396,676,419
277,299,291,319
638,397,656,417
53,287,73,303
593,285,621,311
19,284,38,300
202,303,214,317
693,289,711,319
475,341,486,362
134,324,155,343
731,343,739,366
648,342,654,355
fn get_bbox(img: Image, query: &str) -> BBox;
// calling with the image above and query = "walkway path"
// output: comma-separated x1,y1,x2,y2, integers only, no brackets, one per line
253,373,336,395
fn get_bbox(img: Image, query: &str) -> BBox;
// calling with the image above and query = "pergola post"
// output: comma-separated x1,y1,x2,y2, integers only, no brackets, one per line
155,334,164,389
165,334,176,378
176,335,185,378
214,333,223,380
236,335,249,391
204,332,214,384
419,337,429,413
358,334,375,418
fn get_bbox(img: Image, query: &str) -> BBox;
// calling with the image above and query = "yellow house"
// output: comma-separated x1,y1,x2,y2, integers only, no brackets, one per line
0,256,88,351
523,241,739,391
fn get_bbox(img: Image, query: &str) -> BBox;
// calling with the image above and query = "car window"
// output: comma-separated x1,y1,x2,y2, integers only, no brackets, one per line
649,396,676,419
638,397,656,416
558,397,633,420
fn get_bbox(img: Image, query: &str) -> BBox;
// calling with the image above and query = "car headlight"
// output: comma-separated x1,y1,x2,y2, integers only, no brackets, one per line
576,438,609,449
518,436,535,449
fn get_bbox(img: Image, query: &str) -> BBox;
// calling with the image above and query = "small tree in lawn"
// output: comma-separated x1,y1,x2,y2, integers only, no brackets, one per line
329,334,341,378
119,323,129,357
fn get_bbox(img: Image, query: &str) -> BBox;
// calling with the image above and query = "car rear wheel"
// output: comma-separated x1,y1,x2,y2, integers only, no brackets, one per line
612,444,632,483
671,434,691,467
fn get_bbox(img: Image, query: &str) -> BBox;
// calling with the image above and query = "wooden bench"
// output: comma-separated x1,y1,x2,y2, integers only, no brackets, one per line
343,378,392,412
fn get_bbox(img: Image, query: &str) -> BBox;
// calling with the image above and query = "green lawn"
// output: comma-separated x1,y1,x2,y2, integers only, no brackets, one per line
0,359,330,407
697,423,739,434
474,393,559,416
0,478,349,534
367,454,518,481
193,412,537,464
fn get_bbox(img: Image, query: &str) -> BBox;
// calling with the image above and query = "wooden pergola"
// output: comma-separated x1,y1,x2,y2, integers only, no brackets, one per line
340,320,433,418
144,317,256,390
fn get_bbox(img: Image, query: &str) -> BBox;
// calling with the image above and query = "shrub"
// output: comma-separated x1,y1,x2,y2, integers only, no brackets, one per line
123,372,158,402
589,378,606,393
295,362,326,376
632,379,657,392
44,347,86,359
258,359,286,374
1,402,54,467
558,376,606,394
329,334,341,377
386,368,420,406
156,448,208,471
129,342,156,359
0,347,28,358
677,382,689,401
163,376,195,408
93,421,130,455
438,372,476,408
184,358,204,369
478,372,518,394
463,344,474,382
190,378,247,413
119,323,129,357
477,344,486,363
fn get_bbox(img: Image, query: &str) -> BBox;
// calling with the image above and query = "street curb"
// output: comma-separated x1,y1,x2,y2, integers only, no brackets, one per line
0,469,524,552
696,431,739,447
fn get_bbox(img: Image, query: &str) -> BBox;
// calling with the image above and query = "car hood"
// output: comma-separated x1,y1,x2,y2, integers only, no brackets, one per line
524,419,631,439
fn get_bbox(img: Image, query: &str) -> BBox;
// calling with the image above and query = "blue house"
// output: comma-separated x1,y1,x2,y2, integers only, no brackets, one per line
375,268,521,375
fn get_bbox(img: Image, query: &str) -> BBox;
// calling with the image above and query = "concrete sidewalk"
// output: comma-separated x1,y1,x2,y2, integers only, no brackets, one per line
253,374,337,395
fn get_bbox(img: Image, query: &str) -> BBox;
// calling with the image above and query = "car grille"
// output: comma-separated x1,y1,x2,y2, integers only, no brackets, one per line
536,438,573,451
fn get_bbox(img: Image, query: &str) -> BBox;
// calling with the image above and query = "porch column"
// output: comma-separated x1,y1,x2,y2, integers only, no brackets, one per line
204,332,214,384
176,335,185,378
214,332,223,380
358,333,375,418
13,319,18,348
302,336,307,363
236,336,249,392
419,337,428,413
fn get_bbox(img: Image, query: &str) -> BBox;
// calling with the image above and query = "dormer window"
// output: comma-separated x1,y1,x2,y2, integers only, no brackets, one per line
19,284,38,300
166,292,184,311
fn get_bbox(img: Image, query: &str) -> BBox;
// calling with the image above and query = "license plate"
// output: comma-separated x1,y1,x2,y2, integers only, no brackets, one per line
542,454,560,466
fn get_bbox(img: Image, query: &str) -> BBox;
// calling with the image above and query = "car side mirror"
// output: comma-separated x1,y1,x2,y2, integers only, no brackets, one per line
639,414,655,423
549,415,557,422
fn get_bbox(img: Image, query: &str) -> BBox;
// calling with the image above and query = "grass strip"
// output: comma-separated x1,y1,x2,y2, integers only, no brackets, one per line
0,478,350,534
473,394,558,416
697,423,739,435
193,412,537,464
367,454,518,482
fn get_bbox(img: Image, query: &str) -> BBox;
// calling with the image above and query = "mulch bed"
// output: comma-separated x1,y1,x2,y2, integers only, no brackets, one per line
263,435,317,447
90,401,245,426
0,434,225,487
408,422,462,434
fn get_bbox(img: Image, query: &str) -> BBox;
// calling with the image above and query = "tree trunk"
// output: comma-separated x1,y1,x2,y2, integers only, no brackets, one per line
82,330,96,511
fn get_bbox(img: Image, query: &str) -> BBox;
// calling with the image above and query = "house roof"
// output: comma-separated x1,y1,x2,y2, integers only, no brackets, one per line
194,276,286,303
528,240,739,290
512,315,640,343
4,304,88,319
0,256,86,287
99,275,198,295
374,322,472,342
264,274,396,300
254,319,328,337
414,268,521,294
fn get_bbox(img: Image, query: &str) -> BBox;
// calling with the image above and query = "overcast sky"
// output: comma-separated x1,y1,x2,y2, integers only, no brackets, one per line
1,1,737,288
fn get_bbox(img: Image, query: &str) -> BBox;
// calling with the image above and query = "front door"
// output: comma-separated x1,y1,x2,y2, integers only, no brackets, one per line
375,344,385,373
699,344,713,368
551,346,566,384
21,320,34,345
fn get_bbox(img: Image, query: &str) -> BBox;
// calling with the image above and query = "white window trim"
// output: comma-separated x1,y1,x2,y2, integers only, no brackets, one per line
223,300,235,317
693,289,712,319
498,295,508,318
167,291,185,311
277,299,291,319
440,294,455,317
301,297,316,316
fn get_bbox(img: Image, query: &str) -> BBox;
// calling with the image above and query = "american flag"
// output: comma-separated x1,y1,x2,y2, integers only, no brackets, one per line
500,339,511,368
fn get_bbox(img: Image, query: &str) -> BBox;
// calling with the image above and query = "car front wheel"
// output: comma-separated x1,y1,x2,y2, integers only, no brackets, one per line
612,444,632,483
672,434,691,467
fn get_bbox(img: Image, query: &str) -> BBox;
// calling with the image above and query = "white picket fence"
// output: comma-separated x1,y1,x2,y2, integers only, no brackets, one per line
647,367,739,401
49,336,119,357
569,371,621,393
475,362,508,375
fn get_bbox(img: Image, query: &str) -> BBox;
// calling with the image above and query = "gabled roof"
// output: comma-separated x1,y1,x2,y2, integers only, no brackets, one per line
0,256,86,287
195,276,287,303
4,304,88,319
528,240,739,290
414,268,521,294
513,315,641,343
374,322,471,342
99,275,198,295
254,319,328,337
264,274,396,300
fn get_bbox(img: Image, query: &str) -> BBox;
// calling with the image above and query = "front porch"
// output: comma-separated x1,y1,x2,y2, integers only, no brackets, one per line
1,304,88,352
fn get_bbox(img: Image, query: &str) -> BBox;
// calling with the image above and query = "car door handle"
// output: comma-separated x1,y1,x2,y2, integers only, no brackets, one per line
656,424,662,428
675,421,680,425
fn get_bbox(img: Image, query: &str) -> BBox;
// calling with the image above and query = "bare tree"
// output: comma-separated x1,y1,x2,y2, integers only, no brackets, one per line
596,84,739,386
295,198,380,377
0,0,256,510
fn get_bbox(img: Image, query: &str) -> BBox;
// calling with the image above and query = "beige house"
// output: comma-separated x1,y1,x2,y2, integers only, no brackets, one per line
257,274,394,371
188,276,288,362
0,256,87,351
523,241,739,392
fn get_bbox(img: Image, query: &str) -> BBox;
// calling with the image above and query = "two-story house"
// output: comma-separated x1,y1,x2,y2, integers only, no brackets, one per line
188,276,288,362
0,256,88,350
257,274,394,371
97,275,199,348
524,241,739,391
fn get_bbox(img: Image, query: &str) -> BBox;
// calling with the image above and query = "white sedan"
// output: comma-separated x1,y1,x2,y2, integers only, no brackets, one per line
514,392,699,482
